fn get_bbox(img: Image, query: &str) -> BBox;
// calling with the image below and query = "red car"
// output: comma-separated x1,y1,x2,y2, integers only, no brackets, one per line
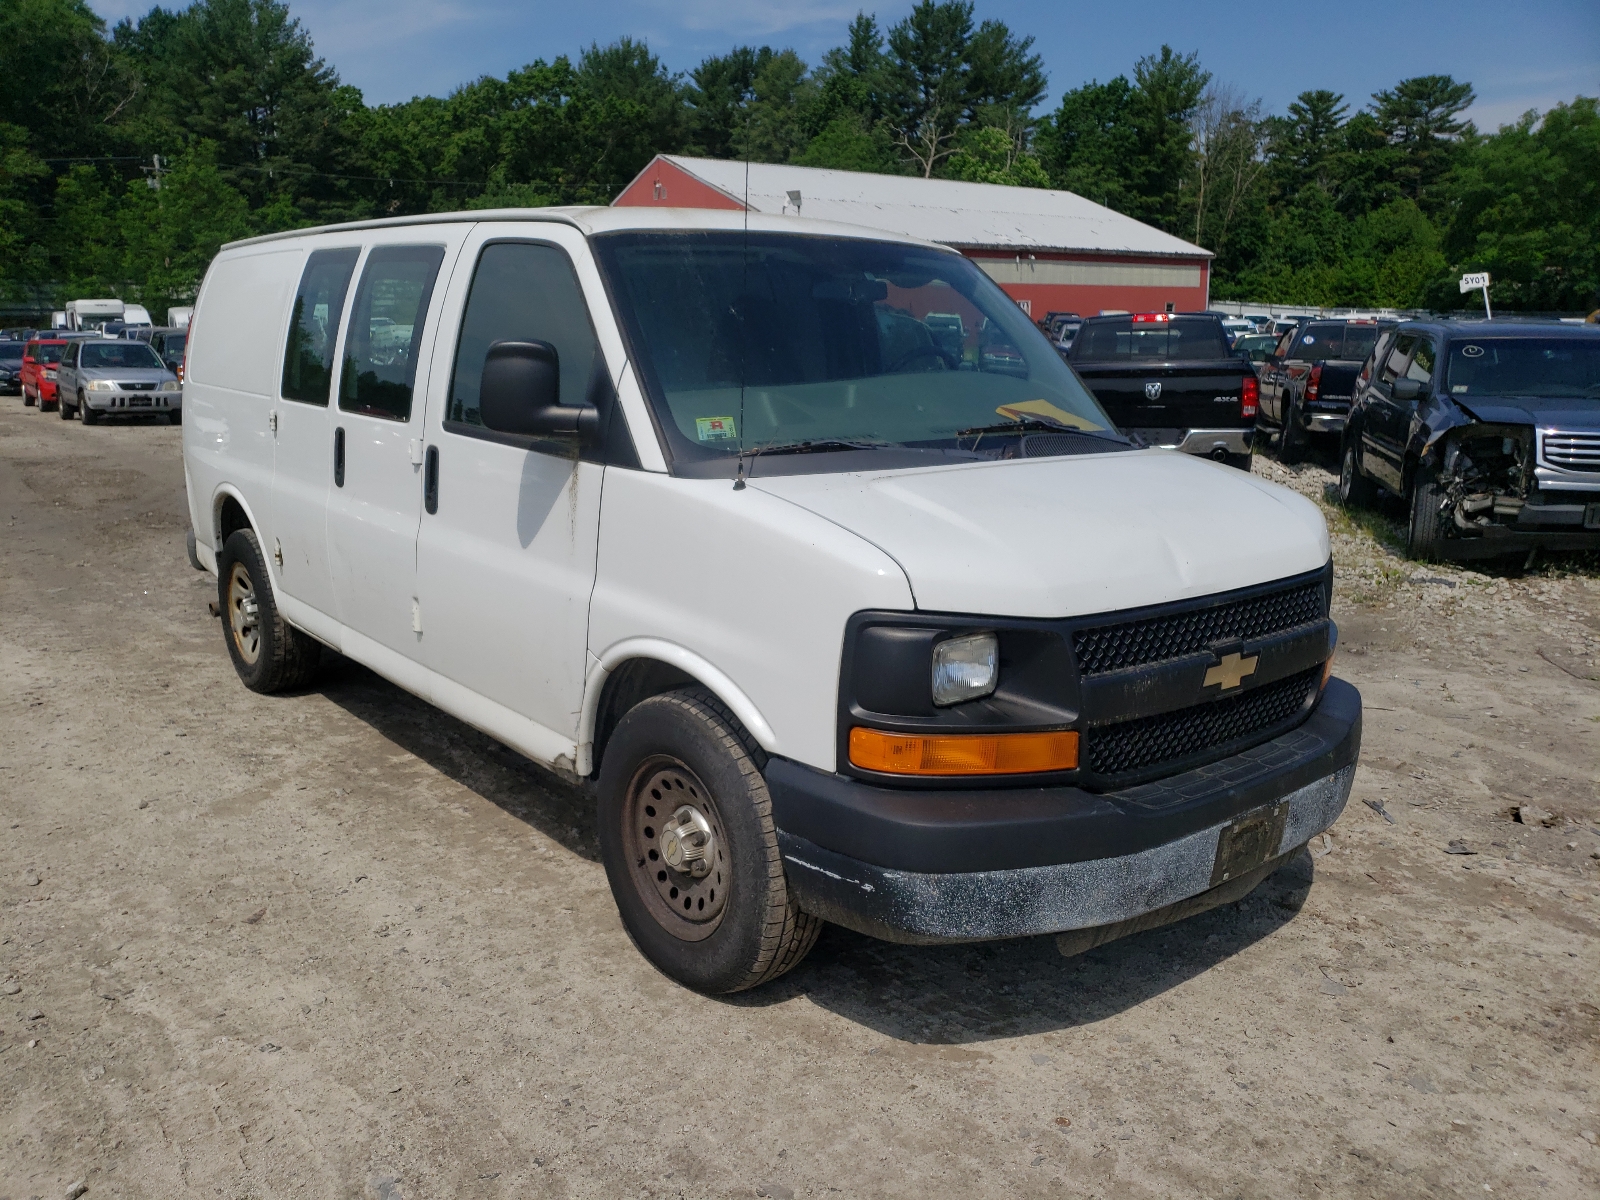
21,338,69,410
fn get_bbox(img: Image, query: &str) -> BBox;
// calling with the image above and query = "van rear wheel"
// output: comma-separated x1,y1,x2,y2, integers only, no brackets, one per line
597,688,821,994
216,528,322,693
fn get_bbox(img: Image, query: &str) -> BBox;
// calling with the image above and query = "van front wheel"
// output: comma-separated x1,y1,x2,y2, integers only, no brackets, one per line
598,688,821,993
216,528,321,693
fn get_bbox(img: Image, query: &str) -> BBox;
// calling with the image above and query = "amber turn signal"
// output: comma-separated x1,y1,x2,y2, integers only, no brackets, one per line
1321,651,1336,691
848,727,1079,776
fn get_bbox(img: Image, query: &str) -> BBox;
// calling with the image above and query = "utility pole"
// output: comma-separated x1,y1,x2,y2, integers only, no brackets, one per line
145,154,166,191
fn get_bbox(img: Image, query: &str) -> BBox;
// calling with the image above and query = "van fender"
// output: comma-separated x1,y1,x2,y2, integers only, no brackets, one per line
577,638,779,778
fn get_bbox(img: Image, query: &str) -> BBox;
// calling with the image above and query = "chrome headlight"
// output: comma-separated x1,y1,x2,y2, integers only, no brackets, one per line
86,379,116,391
161,380,181,392
931,632,999,706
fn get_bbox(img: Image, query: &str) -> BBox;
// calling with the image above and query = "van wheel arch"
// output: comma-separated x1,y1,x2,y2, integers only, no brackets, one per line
591,658,701,777
215,493,252,550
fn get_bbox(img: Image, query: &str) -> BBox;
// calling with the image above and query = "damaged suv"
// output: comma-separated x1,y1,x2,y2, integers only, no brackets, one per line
1340,320,1600,561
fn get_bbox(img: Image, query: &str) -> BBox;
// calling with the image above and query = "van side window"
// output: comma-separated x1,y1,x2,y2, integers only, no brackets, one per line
1379,333,1416,387
446,241,600,430
339,245,446,422
282,248,359,405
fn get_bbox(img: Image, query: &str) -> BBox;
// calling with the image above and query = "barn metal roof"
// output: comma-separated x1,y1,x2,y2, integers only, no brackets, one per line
638,155,1212,260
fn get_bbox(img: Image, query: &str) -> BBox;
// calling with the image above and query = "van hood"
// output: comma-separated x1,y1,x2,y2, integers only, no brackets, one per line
751,450,1330,619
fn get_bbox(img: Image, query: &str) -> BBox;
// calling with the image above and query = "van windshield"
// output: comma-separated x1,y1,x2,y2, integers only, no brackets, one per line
592,231,1117,475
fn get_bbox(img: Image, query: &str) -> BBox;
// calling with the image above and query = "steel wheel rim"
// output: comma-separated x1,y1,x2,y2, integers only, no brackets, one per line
622,756,729,942
227,561,262,665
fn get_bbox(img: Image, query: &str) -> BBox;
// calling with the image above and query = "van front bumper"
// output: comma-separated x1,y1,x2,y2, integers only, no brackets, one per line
769,678,1360,944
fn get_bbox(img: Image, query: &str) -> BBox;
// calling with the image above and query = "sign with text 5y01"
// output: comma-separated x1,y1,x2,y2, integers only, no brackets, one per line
1459,272,1491,292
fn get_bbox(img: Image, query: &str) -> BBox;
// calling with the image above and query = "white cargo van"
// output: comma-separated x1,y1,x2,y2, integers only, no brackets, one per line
184,208,1360,993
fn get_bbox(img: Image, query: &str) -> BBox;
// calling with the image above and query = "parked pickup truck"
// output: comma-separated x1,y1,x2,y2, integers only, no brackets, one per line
1259,319,1395,463
1068,313,1258,470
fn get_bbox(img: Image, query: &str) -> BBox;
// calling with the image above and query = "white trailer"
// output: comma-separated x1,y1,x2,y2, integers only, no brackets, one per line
64,299,125,332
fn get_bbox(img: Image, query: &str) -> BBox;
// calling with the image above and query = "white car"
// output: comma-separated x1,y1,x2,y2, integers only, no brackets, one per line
183,208,1361,993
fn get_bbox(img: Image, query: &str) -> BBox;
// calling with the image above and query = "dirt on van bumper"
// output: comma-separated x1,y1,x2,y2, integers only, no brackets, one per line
2,406,1598,1200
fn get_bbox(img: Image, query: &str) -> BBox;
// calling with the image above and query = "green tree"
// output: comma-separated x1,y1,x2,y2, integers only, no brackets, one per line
1371,74,1475,209
1264,90,1349,198
1039,46,1207,229
121,141,252,308
1440,97,1600,311
946,125,1048,186
731,50,814,164
0,125,50,296
52,165,123,295
114,0,360,220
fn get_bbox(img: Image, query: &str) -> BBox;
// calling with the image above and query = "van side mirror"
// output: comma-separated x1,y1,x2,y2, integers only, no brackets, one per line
478,340,599,443
1391,377,1424,402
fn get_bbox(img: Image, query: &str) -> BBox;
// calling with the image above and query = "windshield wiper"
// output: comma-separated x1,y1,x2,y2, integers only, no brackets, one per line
955,418,1127,444
746,438,885,457
732,438,887,488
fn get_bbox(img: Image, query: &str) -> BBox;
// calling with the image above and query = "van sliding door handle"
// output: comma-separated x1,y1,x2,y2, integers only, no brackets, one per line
333,427,345,487
424,445,439,514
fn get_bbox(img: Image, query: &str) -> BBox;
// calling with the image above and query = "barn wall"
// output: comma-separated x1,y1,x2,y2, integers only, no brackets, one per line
964,251,1211,318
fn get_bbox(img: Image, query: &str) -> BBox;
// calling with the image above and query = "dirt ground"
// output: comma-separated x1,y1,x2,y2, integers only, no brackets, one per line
2,401,1597,1200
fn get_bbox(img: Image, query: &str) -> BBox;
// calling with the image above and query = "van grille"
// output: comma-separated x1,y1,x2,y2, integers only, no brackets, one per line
1072,580,1327,676
1084,666,1322,778
1543,430,1600,472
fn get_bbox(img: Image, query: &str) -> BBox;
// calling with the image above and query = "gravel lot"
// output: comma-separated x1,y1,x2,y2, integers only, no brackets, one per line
2,404,1597,1199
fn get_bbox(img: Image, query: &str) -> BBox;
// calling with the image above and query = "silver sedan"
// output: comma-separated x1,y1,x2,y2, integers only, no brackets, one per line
57,339,182,425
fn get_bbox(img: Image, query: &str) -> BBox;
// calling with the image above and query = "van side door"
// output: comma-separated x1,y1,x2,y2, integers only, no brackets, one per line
413,227,624,757
267,246,361,632
325,232,465,656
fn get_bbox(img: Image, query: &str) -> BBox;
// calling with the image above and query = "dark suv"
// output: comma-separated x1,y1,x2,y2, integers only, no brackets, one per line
1340,320,1600,560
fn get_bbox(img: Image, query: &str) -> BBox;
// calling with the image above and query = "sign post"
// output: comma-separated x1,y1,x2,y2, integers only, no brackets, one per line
1459,272,1492,319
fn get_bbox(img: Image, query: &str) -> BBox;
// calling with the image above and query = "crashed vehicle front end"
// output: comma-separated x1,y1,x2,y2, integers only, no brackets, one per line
1408,335,1600,560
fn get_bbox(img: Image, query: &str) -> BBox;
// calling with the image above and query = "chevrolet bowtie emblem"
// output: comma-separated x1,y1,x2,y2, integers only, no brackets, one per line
1204,652,1259,691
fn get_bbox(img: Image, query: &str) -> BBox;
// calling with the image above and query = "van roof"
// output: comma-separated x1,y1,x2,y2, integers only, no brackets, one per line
220,205,959,254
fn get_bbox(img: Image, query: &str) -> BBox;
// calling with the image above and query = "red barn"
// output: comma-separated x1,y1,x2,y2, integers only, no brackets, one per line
615,155,1212,319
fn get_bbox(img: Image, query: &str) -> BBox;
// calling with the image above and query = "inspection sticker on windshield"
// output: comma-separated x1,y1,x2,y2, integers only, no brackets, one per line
696,416,737,441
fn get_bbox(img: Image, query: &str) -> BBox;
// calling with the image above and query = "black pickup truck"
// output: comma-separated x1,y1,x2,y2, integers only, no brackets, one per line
1258,319,1394,462
1067,313,1258,469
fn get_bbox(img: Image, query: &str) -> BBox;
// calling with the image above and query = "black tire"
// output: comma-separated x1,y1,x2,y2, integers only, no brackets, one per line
216,528,322,693
80,394,99,425
167,408,182,425
597,687,821,994
1276,396,1305,464
1407,468,1446,562
1224,451,1253,472
1338,437,1378,509
23,388,34,407
58,394,72,418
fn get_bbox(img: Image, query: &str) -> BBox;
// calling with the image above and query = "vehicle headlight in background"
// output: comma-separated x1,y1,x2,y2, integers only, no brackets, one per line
86,379,115,391
931,632,999,706
161,380,181,392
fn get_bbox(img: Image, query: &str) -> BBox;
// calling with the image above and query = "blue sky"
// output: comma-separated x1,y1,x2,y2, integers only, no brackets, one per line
89,0,1599,129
